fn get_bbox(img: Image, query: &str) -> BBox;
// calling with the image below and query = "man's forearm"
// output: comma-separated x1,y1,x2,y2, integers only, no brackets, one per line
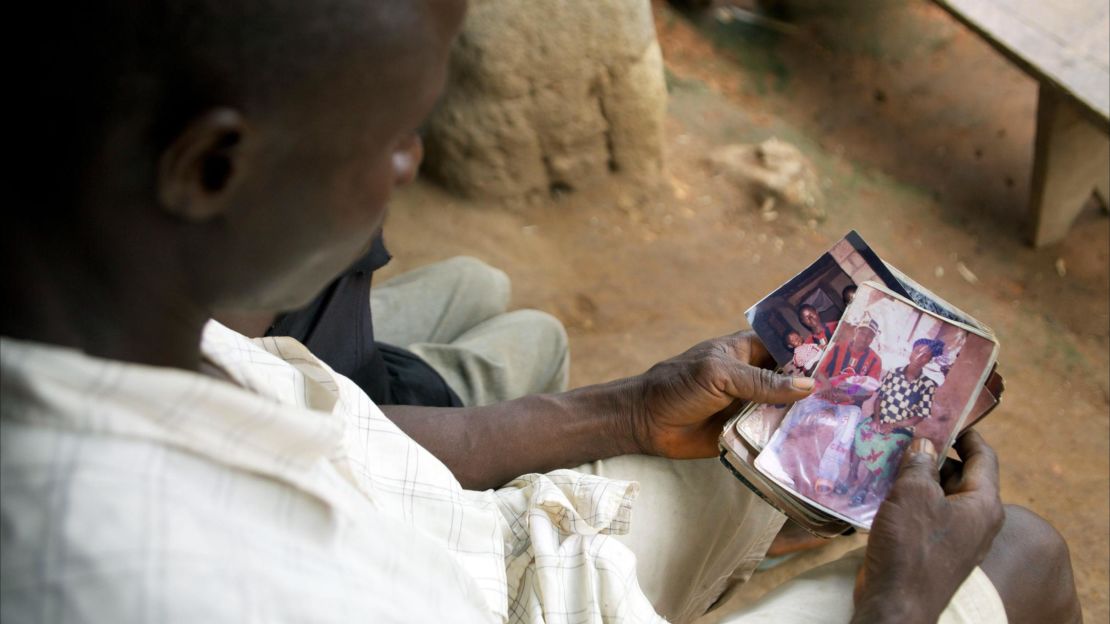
381,378,643,490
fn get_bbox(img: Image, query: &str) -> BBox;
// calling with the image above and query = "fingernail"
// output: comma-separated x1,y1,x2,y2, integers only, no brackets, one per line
910,437,937,460
791,377,815,390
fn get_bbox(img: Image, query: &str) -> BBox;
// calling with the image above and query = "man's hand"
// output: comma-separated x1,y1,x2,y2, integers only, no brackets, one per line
851,430,1005,623
625,331,814,458
385,330,812,489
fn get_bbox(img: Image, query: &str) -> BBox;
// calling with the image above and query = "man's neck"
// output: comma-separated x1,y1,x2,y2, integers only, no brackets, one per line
2,231,209,371
903,365,923,380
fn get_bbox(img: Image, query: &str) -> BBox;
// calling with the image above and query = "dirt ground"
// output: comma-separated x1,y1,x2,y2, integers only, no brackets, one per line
381,2,1109,620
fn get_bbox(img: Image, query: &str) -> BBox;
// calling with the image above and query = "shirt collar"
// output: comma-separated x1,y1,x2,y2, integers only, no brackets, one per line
1,323,354,512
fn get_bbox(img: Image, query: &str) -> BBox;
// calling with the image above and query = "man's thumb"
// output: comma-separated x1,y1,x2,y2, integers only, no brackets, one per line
734,363,815,404
893,437,942,490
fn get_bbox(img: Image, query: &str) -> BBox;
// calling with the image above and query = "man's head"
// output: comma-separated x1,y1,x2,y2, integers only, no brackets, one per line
797,304,821,332
842,285,857,306
849,317,880,353
785,331,804,350
21,0,466,315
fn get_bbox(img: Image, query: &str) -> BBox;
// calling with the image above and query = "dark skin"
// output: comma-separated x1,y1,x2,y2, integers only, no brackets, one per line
853,433,1081,624
843,285,857,306
799,305,824,334
4,0,1079,621
786,331,804,350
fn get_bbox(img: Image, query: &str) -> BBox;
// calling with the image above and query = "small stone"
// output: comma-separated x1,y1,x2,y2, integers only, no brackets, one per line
705,138,825,220
956,262,978,284
1055,258,1067,277
934,266,945,278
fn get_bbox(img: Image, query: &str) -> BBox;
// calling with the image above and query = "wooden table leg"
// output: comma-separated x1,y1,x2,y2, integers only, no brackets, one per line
1027,84,1110,247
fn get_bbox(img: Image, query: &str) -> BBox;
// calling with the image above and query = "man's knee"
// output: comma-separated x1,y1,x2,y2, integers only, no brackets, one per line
503,309,569,392
443,256,510,305
983,505,1081,624
507,309,568,358
999,505,1071,573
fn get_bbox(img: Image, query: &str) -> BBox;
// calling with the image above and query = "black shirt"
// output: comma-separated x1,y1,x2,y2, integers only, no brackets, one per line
267,233,463,408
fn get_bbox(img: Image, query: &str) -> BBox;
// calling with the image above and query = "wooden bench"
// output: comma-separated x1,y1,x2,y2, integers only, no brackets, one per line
936,0,1110,247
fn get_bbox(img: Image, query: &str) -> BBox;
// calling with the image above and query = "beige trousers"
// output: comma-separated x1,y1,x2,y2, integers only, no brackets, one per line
371,256,569,406
370,256,1006,623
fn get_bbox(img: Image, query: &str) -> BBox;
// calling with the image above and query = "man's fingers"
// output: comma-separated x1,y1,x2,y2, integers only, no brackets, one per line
949,430,1000,497
889,437,944,500
727,361,814,404
720,331,775,369
940,456,964,492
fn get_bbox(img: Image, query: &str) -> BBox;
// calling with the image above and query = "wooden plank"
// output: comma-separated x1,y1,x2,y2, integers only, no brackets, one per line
1028,85,1110,246
936,0,1110,131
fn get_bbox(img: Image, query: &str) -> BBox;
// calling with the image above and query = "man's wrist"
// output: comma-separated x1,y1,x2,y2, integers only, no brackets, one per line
558,376,645,458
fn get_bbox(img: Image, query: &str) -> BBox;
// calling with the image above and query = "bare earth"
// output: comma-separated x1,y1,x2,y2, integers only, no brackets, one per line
380,2,1109,620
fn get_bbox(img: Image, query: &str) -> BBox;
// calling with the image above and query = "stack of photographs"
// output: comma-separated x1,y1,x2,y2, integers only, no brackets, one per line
719,232,1004,536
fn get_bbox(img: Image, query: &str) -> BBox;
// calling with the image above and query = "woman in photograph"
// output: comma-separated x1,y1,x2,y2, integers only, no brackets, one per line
845,338,945,506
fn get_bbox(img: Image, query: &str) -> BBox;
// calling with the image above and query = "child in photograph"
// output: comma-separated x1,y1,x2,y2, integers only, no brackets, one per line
785,331,823,375
843,337,946,506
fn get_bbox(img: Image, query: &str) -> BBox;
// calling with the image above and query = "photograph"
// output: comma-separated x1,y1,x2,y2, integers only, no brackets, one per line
745,231,906,369
753,282,998,529
735,402,789,451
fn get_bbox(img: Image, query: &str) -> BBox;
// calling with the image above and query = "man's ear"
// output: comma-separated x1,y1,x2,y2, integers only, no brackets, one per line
157,108,247,222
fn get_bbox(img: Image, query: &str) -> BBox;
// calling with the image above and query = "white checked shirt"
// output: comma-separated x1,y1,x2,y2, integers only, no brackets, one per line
1,321,663,623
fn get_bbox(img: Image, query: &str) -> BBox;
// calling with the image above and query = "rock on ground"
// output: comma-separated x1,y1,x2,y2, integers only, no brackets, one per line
706,139,826,220
422,0,667,200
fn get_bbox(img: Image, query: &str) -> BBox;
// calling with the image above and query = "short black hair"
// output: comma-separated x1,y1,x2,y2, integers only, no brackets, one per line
797,303,818,315
842,285,858,301
22,0,420,220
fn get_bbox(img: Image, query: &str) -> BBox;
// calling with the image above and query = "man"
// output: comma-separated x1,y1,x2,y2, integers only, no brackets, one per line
785,315,883,495
2,2,1080,623
845,338,945,506
799,303,837,347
